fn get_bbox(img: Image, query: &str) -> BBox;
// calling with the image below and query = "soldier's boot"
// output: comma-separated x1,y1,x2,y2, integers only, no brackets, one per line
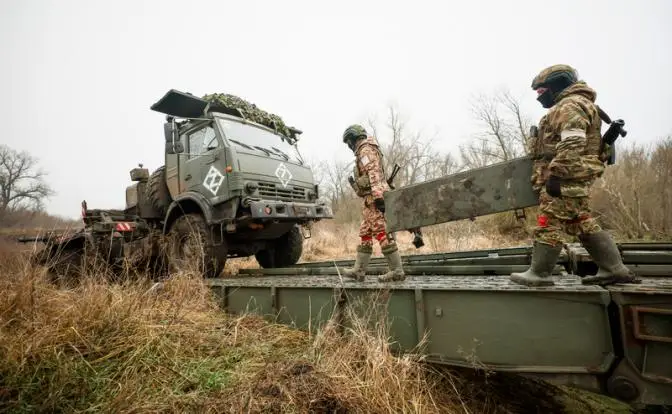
509,241,561,287
342,245,372,282
378,244,406,282
579,231,641,286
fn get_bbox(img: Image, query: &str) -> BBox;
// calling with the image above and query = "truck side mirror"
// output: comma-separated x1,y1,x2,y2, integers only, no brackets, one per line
164,119,184,154
166,141,184,154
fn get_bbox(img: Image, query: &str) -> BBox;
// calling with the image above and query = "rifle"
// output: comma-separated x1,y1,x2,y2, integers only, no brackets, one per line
385,163,425,248
597,106,627,165
386,163,401,190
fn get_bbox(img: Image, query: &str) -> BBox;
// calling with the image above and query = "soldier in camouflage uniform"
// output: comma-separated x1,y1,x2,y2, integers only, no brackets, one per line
340,125,405,282
510,64,640,287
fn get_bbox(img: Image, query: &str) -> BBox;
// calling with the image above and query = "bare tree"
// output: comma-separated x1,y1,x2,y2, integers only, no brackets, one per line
0,144,54,220
367,105,448,187
314,158,354,211
460,89,533,169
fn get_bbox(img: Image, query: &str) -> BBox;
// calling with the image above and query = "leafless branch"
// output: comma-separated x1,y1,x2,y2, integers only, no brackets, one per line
0,144,54,222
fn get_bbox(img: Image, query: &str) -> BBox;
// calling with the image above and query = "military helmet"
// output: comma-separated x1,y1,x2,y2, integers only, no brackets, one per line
531,64,578,90
342,124,367,144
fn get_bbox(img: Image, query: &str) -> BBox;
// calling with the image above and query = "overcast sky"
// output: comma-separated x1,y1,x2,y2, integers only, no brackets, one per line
2,0,670,219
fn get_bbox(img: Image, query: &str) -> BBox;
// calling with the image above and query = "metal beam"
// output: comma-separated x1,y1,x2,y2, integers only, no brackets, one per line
383,156,539,232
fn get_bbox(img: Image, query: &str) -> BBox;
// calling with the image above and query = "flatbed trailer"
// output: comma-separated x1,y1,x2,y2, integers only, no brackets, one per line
204,242,672,409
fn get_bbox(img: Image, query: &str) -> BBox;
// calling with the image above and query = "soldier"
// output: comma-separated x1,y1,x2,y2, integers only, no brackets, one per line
340,124,405,282
510,64,640,287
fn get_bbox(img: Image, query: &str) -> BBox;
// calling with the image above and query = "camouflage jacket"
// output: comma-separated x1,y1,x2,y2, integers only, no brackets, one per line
351,136,388,201
530,82,607,196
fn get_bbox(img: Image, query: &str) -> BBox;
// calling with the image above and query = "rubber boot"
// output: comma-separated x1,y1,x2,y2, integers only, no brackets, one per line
378,244,405,282
579,231,641,286
509,241,562,287
342,245,372,282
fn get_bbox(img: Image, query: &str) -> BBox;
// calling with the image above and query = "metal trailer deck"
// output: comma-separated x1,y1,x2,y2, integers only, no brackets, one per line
204,242,672,408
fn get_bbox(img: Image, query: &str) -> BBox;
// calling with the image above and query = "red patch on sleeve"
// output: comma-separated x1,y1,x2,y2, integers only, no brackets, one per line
537,215,549,227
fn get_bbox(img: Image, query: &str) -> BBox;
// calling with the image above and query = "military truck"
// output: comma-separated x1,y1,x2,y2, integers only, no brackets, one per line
24,89,332,279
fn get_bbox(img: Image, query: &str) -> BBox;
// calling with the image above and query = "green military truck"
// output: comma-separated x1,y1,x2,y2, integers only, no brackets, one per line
26,89,332,279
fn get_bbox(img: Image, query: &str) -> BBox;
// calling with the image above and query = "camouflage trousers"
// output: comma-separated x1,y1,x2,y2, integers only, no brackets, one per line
358,200,394,249
533,187,602,247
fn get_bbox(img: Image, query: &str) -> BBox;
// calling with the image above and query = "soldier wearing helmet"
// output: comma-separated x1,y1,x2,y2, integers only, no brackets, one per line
340,124,405,282
510,64,639,287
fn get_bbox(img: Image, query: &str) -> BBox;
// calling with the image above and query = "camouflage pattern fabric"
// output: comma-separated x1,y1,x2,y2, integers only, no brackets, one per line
352,135,394,249
529,80,606,246
530,82,608,196
202,93,293,139
359,203,391,248
534,188,602,246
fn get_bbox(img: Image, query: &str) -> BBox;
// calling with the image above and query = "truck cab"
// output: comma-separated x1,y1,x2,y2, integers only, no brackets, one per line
125,89,331,277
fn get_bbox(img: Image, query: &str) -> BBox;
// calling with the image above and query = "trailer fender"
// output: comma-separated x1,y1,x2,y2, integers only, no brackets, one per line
163,193,213,234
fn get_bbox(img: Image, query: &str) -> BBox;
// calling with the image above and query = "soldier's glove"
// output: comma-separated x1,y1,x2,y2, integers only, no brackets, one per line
374,198,385,213
545,175,562,197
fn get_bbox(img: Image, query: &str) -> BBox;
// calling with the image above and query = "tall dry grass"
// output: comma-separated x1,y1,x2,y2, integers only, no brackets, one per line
1,243,629,413
0,248,465,413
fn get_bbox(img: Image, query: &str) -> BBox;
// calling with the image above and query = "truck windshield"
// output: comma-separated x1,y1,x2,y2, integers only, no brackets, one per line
217,118,304,164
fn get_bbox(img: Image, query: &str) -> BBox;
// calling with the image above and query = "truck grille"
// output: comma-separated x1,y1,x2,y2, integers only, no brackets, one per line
258,182,306,201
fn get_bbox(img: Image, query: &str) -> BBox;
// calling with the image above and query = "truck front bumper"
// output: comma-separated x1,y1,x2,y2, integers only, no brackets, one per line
248,200,333,220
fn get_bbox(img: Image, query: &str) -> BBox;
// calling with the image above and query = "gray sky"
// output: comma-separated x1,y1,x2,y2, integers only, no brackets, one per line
2,0,670,219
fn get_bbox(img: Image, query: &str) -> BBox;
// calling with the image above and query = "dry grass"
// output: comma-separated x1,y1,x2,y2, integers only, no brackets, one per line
0,242,631,414
0,251,469,413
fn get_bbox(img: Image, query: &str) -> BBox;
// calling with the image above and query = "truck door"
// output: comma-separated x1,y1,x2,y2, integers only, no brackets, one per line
181,122,229,200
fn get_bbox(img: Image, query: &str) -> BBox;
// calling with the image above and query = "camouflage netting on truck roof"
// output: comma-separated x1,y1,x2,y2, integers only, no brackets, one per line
202,93,296,140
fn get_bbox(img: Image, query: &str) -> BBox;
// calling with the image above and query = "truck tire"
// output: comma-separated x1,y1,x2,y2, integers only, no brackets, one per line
255,225,303,268
167,213,227,278
148,166,172,215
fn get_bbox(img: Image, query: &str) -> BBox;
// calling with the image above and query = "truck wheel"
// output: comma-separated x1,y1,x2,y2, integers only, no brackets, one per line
148,166,172,215
167,213,226,278
255,225,303,268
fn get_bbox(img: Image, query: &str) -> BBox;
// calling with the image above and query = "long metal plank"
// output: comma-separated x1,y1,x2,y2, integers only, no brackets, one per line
618,243,672,251
624,264,672,277
212,273,606,291
570,249,672,264
238,264,567,277
383,156,539,232
295,246,536,268
295,254,533,269
566,244,672,277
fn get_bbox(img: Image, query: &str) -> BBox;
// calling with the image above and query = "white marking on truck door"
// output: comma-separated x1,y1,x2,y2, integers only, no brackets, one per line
203,165,225,196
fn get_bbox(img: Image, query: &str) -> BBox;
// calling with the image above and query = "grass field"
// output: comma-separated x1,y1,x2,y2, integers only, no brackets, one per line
0,222,638,414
